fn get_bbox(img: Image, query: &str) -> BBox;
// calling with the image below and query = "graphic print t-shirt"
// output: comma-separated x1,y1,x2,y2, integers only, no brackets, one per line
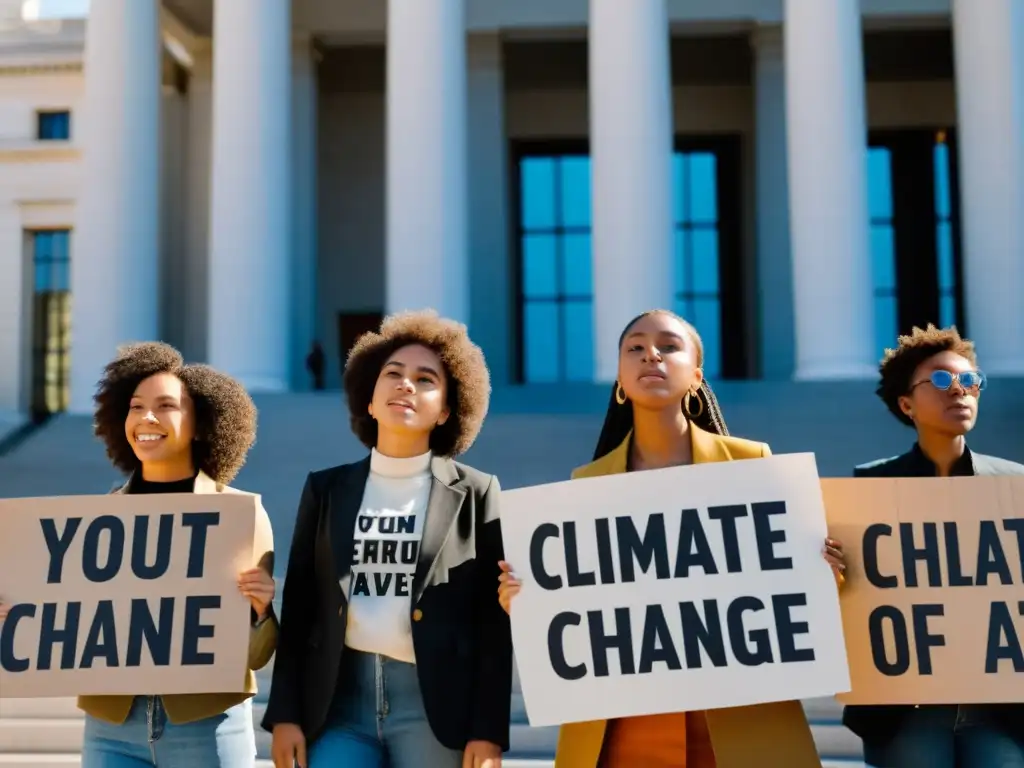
339,448,431,663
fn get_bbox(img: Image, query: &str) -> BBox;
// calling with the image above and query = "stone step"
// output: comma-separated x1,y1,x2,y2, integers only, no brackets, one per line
0,694,860,760
0,759,863,768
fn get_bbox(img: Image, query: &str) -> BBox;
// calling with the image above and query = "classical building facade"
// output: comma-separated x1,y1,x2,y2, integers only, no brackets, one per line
0,0,1022,420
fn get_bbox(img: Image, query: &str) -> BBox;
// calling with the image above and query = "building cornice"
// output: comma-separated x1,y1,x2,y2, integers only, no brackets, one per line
0,141,79,163
0,60,80,76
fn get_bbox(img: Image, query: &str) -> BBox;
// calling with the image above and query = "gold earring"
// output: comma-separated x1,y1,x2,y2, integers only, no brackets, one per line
684,390,704,418
615,383,627,405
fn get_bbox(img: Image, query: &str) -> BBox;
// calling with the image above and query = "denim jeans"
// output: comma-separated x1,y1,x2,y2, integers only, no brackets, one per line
863,705,1024,768
82,696,255,768
308,650,463,768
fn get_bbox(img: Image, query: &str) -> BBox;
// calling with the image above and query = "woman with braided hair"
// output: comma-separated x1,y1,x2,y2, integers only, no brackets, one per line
497,309,845,768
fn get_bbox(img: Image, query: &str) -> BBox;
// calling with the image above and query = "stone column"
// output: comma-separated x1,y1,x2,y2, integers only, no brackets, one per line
752,26,796,380
589,0,675,382
784,0,875,378
952,0,1024,372
386,0,468,322
207,0,292,390
291,34,319,389
70,0,161,413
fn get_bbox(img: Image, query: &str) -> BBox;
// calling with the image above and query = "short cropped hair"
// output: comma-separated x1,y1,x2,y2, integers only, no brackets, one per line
93,342,257,484
343,310,491,457
876,324,978,426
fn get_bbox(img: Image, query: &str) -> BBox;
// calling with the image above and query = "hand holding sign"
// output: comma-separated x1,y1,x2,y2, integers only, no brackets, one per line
238,567,275,620
497,561,519,615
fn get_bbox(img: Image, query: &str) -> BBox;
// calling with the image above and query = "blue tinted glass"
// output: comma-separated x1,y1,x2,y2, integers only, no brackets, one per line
691,297,721,380
691,228,719,294
522,234,557,299
674,228,688,295
936,221,954,291
520,158,555,230
934,142,951,219
562,300,594,382
874,295,898,361
52,260,70,292
524,301,559,383
561,233,592,297
559,156,591,228
673,296,694,327
688,153,718,223
940,294,956,328
867,148,893,220
38,111,70,140
672,153,687,222
871,225,896,292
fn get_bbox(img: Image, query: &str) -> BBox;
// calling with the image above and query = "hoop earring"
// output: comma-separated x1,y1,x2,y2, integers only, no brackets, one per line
684,390,704,418
615,383,627,405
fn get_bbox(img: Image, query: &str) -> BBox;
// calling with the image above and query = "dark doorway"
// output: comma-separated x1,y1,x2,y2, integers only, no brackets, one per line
867,129,964,358
29,230,72,422
337,311,383,373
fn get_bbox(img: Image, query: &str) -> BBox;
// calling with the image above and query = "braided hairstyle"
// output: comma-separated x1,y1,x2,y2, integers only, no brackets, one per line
592,309,729,462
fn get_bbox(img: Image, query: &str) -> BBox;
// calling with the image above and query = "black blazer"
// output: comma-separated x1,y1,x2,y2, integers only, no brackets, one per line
842,443,1024,744
261,455,513,752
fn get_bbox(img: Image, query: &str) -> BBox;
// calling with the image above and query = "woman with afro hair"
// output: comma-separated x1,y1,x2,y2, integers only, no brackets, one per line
70,341,277,767
496,309,845,768
265,310,512,768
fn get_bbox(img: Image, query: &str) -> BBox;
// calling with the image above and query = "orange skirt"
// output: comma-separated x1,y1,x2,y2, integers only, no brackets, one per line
598,711,715,768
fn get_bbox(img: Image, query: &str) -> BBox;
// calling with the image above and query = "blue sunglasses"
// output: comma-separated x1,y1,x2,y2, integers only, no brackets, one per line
911,369,987,393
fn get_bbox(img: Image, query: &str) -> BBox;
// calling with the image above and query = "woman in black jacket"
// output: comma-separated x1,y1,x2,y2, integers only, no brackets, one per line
265,310,511,768
845,324,1024,768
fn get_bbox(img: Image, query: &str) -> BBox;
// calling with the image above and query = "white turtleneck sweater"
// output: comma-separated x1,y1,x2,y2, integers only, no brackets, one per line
340,448,432,663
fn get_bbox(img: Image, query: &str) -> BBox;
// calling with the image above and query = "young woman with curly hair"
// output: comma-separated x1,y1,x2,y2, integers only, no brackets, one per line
496,309,845,768
0,342,278,766
844,324,1024,768
264,310,512,768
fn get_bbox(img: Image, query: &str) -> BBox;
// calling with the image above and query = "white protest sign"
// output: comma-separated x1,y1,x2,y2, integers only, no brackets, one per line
500,453,850,726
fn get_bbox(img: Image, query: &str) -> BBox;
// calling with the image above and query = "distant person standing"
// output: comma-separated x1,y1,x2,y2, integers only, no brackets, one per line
844,324,1024,768
306,341,326,390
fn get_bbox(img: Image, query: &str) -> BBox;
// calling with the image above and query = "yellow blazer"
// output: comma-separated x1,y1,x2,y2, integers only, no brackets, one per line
77,471,278,725
554,424,823,768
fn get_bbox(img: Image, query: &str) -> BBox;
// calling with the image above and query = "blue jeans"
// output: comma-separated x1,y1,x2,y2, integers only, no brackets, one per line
308,650,463,768
864,705,1024,768
82,696,255,767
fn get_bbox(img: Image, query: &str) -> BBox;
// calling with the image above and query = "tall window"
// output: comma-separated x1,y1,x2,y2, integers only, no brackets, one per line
518,155,594,383
37,110,70,141
866,130,963,361
516,146,732,383
933,134,957,328
672,152,722,379
868,147,897,361
30,230,72,418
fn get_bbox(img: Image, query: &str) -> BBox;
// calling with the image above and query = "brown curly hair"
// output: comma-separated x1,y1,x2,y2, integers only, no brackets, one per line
877,324,978,426
343,310,491,457
93,342,257,484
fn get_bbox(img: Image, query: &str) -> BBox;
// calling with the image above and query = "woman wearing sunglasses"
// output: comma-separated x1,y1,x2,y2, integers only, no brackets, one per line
844,324,1024,768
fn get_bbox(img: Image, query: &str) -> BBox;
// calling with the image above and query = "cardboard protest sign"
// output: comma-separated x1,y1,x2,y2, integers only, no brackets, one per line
823,477,1024,705
500,454,850,726
0,493,261,698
